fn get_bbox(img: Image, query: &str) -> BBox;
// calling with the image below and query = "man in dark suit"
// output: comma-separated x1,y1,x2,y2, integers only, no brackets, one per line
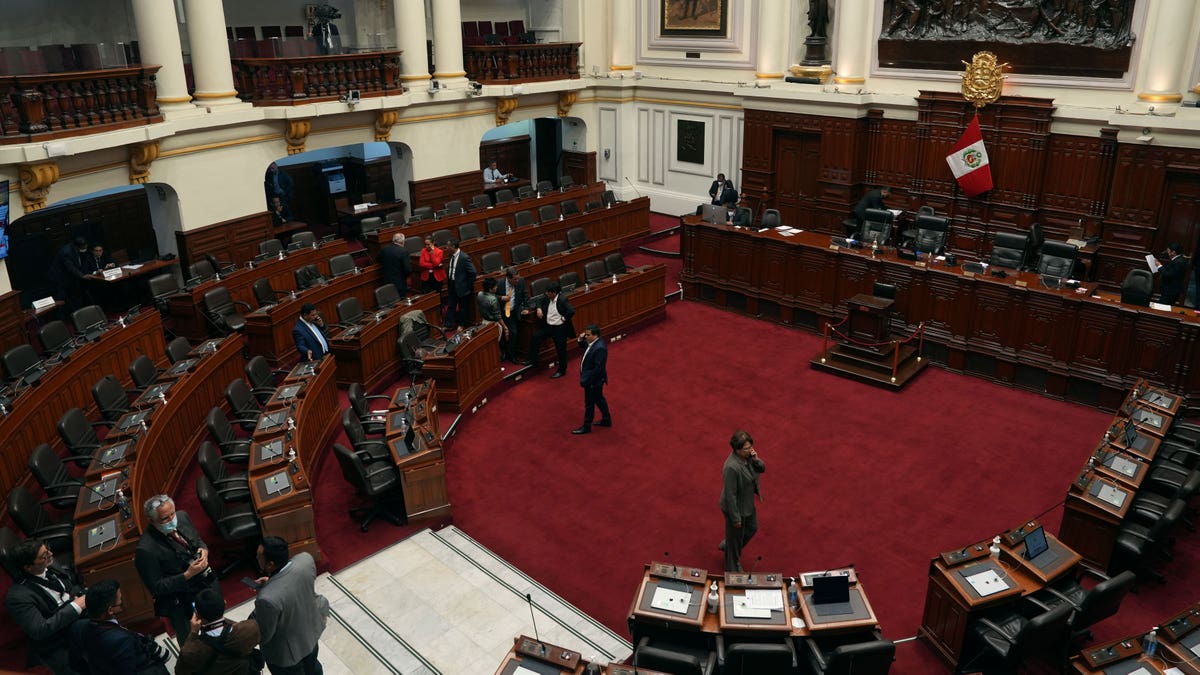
444,239,477,331
719,429,766,572
853,186,891,226
49,236,91,310
264,163,294,210
572,324,611,435
524,282,574,378
72,579,170,675
378,232,411,295
84,243,115,274
718,179,738,208
5,538,86,674
292,303,330,362
708,172,726,204
134,494,218,646
253,536,329,675
497,266,526,363
1158,242,1187,305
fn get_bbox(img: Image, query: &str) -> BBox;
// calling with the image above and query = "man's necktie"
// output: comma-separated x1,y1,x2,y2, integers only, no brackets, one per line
504,282,513,318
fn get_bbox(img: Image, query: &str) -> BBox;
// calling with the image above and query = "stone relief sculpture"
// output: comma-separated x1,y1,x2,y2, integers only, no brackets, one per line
880,0,1134,48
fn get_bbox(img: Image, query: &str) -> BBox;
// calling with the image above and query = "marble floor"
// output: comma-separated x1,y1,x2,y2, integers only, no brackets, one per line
158,526,631,674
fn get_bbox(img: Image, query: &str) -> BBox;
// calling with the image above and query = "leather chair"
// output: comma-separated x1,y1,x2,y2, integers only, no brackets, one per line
511,243,533,265
186,259,216,284
335,298,363,327
604,253,626,276
718,636,798,673
918,205,935,216
329,253,356,277
205,408,251,464
558,271,580,293
38,320,75,357
333,443,406,532
538,204,558,222
513,210,535,229
567,227,588,248
585,200,602,212
989,232,1029,270
969,603,1072,671
1027,222,1045,267
584,261,607,284
166,336,192,364
1028,570,1136,644
494,188,514,203
804,635,895,674
873,282,897,300
913,214,949,254
544,240,567,256
258,239,283,258
92,374,131,424
2,344,45,385
348,382,390,436
601,190,616,206
359,216,383,240
196,442,250,503
404,236,424,258
245,356,286,404
0,526,23,581
8,486,74,556
560,199,579,216
253,278,288,309
518,185,535,199
195,475,261,577
224,379,263,433
480,252,504,274
429,229,451,248
470,194,491,209
859,209,894,246
128,354,159,392
558,174,574,189
341,408,391,462
290,231,316,248
1036,241,1078,278
375,283,401,309
293,264,324,290
434,208,452,220
458,222,482,241
71,305,108,336
202,287,249,334
1111,498,1186,584
407,213,429,225
761,209,781,229
29,443,82,511
536,179,554,193
486,217,508,235
633,635,716,675
1121,269,1153,306
56,407,106,467
412,206,435,220
529,278,551,300
147,273,180,313
205,253,236,276
445,199,464,213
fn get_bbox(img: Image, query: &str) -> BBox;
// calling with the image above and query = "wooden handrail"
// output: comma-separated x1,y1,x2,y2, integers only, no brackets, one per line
232,50,402,106
463,42,581,84
0,65,162,144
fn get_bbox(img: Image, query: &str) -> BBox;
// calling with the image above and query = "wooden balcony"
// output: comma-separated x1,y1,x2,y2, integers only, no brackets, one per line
463,42,581,85
0,65,162,145
232,50,402,106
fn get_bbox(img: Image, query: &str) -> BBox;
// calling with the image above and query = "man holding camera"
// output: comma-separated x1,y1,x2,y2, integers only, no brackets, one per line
71,579,171,675
134,494,219,646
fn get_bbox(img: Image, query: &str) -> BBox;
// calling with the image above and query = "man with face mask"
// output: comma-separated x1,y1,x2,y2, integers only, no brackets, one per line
134,494,219,647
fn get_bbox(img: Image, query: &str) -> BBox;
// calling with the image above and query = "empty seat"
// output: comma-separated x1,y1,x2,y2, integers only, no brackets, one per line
374,283,401,309
332,443,405,532
480,251,504,274
128,354,160,391
245,356,285,404
56,407,105,467
445,200,464,213
604,252,626,276
513,210,535,229
195,475,260,575
494,188,514,203
166,336,192,364
290,231,316,248
252,278,286,308
294,264,324,290
538,204,558,222
536,180,554,193
470,194,492,209
329,253,356,277
71,305,107,336
2,344,44,386
186,259,216,284
359,216,384,239
566,227,588,248
584,260,607,284
1036,241,1078,278
1121,269,1153,307
859,208,894,246
29,443,82,511
585,200,602,212
558,271,579,292
258,239,283,258
873,282,897,300
38,320,74,356
510,243,533,265
205,408,251,464
913,214,949,254
601,190,616,206
990,232,1029,270
404,236,423,257
348,382,390,436
412,206,435,220
196,442,250,503
560,199,580,216
147,274,180,312
92,375,130,424
434,208,451,219
337,297,364,326
7,487,73,555
486,217,508,235
223,379,262,433
544,240,567,256
517,185,535,199
341,408,391,462
202,287,249,334
458,222,481,241
558,174,574,189
529,277,551,299
431,229,452,247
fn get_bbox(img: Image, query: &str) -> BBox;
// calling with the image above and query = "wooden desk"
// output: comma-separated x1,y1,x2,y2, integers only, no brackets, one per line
329,291,442,389
719,571,796,635
384,388,451,523
493,635,584,675
473,239,621,293
422,321,503,413
629,562,713,632
1159,602,1200,675
1059,469,1136,573
167,239,349,341
1070,635,1160,673
797,574,879,635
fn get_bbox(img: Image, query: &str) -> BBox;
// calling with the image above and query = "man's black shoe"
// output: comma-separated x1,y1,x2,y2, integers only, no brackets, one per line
596,419,612,427
551,372,565,379
571,426,591,434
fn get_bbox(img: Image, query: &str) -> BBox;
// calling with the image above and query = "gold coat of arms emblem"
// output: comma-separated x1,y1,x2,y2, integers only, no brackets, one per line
960,52,1006,109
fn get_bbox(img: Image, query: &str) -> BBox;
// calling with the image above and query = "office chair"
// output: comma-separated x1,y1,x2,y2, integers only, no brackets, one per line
224,379,264,433
480,252,503,274
348,382,390,436
969,603,1072,671
604,252,627,276
544,240,567,256
518,185,535,199
513,210,535,229
584,261,607,284
203,253,236,276
56,407,107,468
585,200,602,212
528,278,551,300
406,213,429,225
424,227,449,247
38,320,75,358
196,442,250,503
486,217,508,235
434,208,452,220
470,194,492,209
0,527,22,581
989,232,1029,270
1036,240,1078,278
290,231,316,248
510,243,533,265
336,297,364,327
71,305,108,336
245,356,286,404
202,287,249,335
859,208,894,246
633,635,717,675
536,179,554,193
558,174,574,189
258,239,284,258
918,205,935,216
1111,498,1186,585
147,273,181,313
333,443,406,532
717,636,798,673
252,278,288,309
293,264,325,290
913,214,949,255
1027,570,1136,644
92,375,131,424
127,354,160,392
445,199,464,213
566,227,588,248
494,188,514,203
761,209,781,229
1120,269,1153,306
341,408,391,462
359,216,383,240
166,336,192,364
195,475,261,577
558,271,580,293
29,443,83,511
458,222,482,241
205,408,251,464
803,635,896,674
560,199,580,216
873,282,897,300
329,253,356,277
2,344,45,387
538,204,558,223
601,190,617,206
186,259,216,284
375,283,401,309
7,487,74,555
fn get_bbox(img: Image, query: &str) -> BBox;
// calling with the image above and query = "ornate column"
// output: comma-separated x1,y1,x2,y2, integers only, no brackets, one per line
393,0,430,84
832,0,870,85
430,0,467,85
130,0,192,113
756,0,788,80
182,0,241,106
611,0,635,72
1136,0,1198,102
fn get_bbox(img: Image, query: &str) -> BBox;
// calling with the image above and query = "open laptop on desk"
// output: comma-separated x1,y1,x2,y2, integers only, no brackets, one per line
810,573,853,616
1021,526,1058,567
1121,421,1151,452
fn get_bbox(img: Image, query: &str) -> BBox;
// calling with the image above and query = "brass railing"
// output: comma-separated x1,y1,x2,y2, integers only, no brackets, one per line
232,50,402,105
463,42,581,84
0,65,162,144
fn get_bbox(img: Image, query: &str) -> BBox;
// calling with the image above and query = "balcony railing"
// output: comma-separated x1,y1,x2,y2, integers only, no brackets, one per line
0,65,162,144
232,50,402,106
463,42,581,85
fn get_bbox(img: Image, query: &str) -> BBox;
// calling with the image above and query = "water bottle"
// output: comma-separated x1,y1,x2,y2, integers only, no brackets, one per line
787,577,800,611
611,273,618,284
278,250,285,261
707,581,719,613
989,535,1001,560
1144,628,1158,657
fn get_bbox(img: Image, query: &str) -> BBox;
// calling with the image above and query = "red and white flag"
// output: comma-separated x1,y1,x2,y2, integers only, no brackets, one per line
945,113,992,197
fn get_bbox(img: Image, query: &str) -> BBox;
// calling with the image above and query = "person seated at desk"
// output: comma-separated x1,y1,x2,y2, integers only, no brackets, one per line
718,179,739,208
85,243,116,274
853,186,891,227
729,200,753,228
483,159,511,185
293,303,330,362
708,172,727,205
269,195,293,226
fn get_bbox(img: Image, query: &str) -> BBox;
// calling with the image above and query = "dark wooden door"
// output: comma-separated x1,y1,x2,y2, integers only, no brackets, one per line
1158,171,1200,301
771,131,820,226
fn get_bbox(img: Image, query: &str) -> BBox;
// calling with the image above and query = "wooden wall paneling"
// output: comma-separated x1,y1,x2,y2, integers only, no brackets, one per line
479,135,531,181
866,111,916,193
409,169,482,212
561,150,596,186
1107,144,1165,227
174,212,273,270
1071,302,1126,384
1126,312,1185,384
965,282,1015,357
0,290,26,354
1041,134,1109,218
281,163,328,227
1016,293,1070,371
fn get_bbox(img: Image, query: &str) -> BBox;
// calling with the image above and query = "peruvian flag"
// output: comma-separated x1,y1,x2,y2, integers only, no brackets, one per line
945,113,992,197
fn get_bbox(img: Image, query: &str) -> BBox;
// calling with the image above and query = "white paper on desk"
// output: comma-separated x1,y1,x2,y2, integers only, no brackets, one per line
1150,301,1173,311
888,208,903,217
732,596,772,618
964,569,1009,597
649,586,692,614
745,588,784,610
1165,668,1186,675
1127,668,1152,675
122,263,143,270
1190,641,1200,657
1146,254,1161,273
514,667,541,675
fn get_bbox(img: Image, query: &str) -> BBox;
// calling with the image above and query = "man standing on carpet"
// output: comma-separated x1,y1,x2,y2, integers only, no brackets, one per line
719,430,765,572
572,324,611,434
253,537,329,675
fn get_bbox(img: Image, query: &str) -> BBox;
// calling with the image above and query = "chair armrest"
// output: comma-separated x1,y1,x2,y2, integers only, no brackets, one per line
234,301,252,312
214,485,250,500
42,480,83,493
714,634,725,668
1122,529,1155,544
90,420,113,429
364,394,390,404
212,476,248,489
68,442,102,453
355,439,389,451
363,464,396,480
976,618,1017,644
250,386,278,397
1042,587,1082,610
222,451,250,464
40,530,73,551
216,512,258,529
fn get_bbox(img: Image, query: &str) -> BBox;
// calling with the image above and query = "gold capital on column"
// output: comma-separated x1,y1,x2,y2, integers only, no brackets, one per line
496,97,518,126
129,140,161,184
557,91,577,118
374,110,399,142
286,120,312,155
19,161,59,212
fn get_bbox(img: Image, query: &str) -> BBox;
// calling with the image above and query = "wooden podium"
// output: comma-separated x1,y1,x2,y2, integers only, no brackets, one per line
846,294,892,347
811,293,927,389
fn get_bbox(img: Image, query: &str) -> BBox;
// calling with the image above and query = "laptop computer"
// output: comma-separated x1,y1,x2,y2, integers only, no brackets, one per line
1022,526,1057,566
87,520,118,549
810,574,853,616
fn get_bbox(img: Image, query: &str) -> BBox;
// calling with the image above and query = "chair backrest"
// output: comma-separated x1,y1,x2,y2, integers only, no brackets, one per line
860,217,891,246
517,185,535,198
480,251,504,274
558,271,579,292
404,237,424,256
605,252,626,276
557,174,574,189
585,200,602,212
434,208,451,219
990,232,1029,270
471,194,492,209
166,336,192,364
494,188,514,203
601,190,616,206
71,305,107,334
1028,222,1045,256
196,441,226,485
407,213,429,225
92,374,129,422
224,378,260,421
873,282,897,300
560,199,579,216
147,273,179,303
29,442,78,510
545,240,567,256
914,219,949,255
360,216,383,236
329,253,356,277
252,278,276,308
431,229,452,247
445,199,464,213
824,639,896,675
458,222,481,241
293,264,319,290
538,204,558,222
341,407,369,446
412,206,435,220
1120,269,1153,306
2,344,41,383
1013,604,1072,659
513,210,535,229
0,526,22,581
57,407,99,453
375,283,400,309
337,297,364,325
529,277,550,299
1036,241,1078,278
205,407,236,445
187,259,216,283
567,227,587,248
536,180,554,194
202,288,243,334
39,320,73,354
723,641,796,672
7,487,49,538
258,239,283,257
245,355,275,392
333,442,371,492
486,217,507,235
510,243,532,265
128,354,158,389
1074,570,1136,631
195,475,227,531
761,209,781,229
918,205,936,216
291,231,316,248
585,260,607,283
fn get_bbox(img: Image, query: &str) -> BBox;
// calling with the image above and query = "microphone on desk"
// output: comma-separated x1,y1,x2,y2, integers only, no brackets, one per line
664,551,677,579
622,176,642,200
747,555,762,584
525,593,544,655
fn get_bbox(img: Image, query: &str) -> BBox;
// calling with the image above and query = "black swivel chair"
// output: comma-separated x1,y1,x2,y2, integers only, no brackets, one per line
494,188,514,203
245,356,286,404
544,240,567,256
585,200,602,212
1036,241,1078,279
517,185,535,198
470,194,492,209
336,297,365,327
375,284,401,309
348,383,389,436
258,239,284,258
1121,269,1153,306
1027,222,1045,267
205,408,251,464
1027,570,1136,644
252,278,289,308
92,375,131,424
293,264,325,290
128,354,160,392
0,527,23,580
202,287,249,335
604,252,626,276
873,282,897,300
566,227,588,249
411,206,435,221
186,259,216,285
166,337,192,364
56,407,107,468
38,320,75,358
803,635,896,674
224,379,264,432
557,174,574,190
486,217,508,235
510,243,533,265
445,199,465,213
71,305,108,337
7,487,74,555
341,408,391,462
513,210,535,229
913,214,949,255
584,261,607,284
717,636,798,673
1110,498,1186,585
147,273,180,313
29,443,83,511
332,443,406,532
2,344,46,386
859,209,894,246
480,252,504,274
290,231,316,248
560,199,580,216
458,222,482,241
558,272,579,293
429,229,452,248
536,179,554,193
204,253,236,275
529,278,551,300
538,204,558,222
761,209,781,229
195,475,261,577
969,603,1072,671
601,190,616,206
329,253,357,277
196,441,250,503
989,232,1029,270
633,636,717,675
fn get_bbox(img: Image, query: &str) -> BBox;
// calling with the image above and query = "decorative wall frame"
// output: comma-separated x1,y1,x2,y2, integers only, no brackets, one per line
659,0,728,38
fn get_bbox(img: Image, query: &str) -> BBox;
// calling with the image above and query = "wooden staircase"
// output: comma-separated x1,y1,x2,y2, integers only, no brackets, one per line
810,338,929,390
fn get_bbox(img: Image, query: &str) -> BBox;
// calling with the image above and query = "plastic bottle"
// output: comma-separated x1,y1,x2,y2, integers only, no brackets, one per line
1144,628,1158,657
611,273,618,284
707,581,719,613
989,535,1001,560
787,577,800,611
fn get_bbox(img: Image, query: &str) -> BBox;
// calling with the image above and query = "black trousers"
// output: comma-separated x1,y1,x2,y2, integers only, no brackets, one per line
445,286,472,329
723,510,758,573
529,323,568,373
268,645,322,675
500,315,519,360
582,384,610,426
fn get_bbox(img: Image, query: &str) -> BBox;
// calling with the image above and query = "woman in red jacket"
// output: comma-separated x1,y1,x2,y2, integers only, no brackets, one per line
419,237,446,293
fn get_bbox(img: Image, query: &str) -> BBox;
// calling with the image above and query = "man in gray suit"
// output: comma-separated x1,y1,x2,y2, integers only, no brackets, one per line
719,429,766,572
253,537,329,675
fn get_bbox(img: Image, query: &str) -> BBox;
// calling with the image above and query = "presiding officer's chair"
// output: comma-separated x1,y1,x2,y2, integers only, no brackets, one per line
1121,269,1153,306
859,208,894,246
989,232,1029,270
1035,240,1078,279
912,214,949,255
